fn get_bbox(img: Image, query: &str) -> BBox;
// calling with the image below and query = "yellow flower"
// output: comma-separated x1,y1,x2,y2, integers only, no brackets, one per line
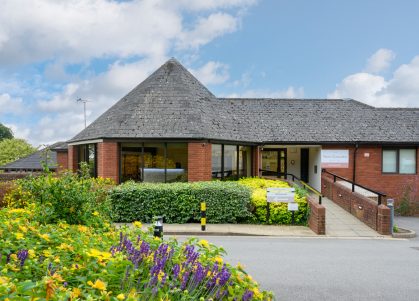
15,232,24,240
236,262,245,270
93,211,100,216
157,271,165,282
28,249,36,258
54,257,60,263
10,254,18,261
251,287,262,298
214,256,223,264
72,287,82,298
43,250,52,257
88,279,106,291
133,221,142,228
77,225,89,233
86,249,112,261
116,293,125,300
18,225,28,233
154,236,161,241
199,239,209,248
39,233,50,241
57,243,74,252
0,276,10,284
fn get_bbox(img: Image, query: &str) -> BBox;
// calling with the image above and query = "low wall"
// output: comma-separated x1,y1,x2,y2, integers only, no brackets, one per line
321,174,391,235
0,173,29,182
307,196,326,235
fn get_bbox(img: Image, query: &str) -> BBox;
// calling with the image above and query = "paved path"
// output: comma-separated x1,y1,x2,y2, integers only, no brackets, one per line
322,197,384,237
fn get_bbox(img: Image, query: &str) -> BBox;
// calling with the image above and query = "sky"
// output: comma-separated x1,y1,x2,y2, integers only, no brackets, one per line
0,0,419,147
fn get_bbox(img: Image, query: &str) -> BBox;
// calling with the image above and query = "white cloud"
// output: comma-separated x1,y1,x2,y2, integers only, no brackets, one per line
365,48,396,74
177,13,239,50
4,123,31,142
0,93,24,115
190,61,230,85
328,53,419,107
0,0,258,144
227,86,304,98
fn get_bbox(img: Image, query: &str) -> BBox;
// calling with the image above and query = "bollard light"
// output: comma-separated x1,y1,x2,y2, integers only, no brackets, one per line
387,199,394,235
153,216,163,238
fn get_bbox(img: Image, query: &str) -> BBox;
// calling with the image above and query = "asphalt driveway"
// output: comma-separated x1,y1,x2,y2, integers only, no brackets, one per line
394,216,419,240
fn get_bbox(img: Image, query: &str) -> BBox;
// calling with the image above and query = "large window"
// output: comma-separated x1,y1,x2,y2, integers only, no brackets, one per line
382,148,417,174
78,144,97,177
212,144,252,179
121,142,188,183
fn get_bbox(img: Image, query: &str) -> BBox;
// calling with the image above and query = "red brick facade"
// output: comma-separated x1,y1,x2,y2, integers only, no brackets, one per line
56,152,68,173
322,145,419,213
97,142,119,183
68,145,78,171
307,195,326,235
188,142,212,181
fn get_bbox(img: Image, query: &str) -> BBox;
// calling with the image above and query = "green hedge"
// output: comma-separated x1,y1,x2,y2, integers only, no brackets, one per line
110,181,252,224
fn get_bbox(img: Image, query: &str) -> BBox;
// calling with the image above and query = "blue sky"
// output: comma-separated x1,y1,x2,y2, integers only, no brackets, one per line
0,0,418,146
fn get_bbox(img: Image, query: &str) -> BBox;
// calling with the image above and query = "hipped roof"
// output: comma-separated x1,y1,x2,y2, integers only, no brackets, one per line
69,59,419,145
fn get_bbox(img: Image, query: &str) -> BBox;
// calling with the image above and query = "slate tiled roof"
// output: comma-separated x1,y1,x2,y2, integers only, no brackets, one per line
68,59,419,144
0,143,62,171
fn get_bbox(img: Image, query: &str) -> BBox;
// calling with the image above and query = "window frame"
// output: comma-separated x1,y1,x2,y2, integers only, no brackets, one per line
382,147,417,175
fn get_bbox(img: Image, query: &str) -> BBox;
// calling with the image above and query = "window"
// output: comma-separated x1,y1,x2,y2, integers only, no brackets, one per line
382,148,417,174
77,144,97,177
121,142,188,183
212,144,253,179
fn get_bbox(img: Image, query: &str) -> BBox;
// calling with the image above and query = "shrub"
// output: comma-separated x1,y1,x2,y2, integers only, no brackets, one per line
0,207,273,300
238,177,309,225
110,181,252,224
4,163,115,227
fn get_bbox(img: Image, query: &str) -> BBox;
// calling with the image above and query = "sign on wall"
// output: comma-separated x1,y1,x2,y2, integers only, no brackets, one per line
321,150,349,168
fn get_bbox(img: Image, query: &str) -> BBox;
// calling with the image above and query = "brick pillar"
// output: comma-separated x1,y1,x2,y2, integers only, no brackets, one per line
97,142,119,183
188,142,212,182
56,151,68,173
68,145,78,172
252,146,261,177
308,196,326,235
377,204,391,235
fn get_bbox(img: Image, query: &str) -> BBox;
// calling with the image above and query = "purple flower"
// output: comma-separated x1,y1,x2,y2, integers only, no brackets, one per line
242,290,254,301
172,264,180,278
17,249,28,267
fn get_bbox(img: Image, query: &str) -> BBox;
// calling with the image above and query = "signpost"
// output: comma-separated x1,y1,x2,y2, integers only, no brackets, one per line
266,187,297,224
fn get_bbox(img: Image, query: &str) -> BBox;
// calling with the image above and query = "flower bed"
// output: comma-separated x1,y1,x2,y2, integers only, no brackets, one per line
0,207,273,300
238,178,309,225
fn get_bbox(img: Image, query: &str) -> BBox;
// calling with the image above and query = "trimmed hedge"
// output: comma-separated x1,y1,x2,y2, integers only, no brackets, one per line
110,181,252,224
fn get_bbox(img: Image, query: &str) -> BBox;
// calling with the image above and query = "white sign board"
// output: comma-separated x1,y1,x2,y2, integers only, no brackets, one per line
321,150,349,168
288,203,299,211
267,187,295,203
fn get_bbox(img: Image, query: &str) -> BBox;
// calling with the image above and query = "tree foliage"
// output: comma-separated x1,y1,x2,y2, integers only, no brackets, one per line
0,138,37,166
0,123,13,141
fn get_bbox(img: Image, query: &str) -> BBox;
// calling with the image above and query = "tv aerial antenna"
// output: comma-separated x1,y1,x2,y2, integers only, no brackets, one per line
76,98,91,128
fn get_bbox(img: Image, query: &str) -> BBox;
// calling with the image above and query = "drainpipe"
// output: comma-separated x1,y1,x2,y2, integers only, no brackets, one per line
352,143,359,192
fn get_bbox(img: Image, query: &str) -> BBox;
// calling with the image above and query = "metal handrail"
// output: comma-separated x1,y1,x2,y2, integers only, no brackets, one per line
322,169,386,205
259,169,323,204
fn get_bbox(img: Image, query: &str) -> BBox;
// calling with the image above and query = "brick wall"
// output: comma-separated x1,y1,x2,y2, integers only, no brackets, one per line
56,151,68,173
188,142,212,181
68,145,78,171
322,145,419,215
307,195,326,235
322,174,391,235
97,142,119,183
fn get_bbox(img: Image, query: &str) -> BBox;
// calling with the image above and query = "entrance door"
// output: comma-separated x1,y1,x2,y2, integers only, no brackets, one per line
300,148,309,182
261,149,287,177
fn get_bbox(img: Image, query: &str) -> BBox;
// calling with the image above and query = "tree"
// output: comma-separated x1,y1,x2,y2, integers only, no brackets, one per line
0,139,37,166
0,123,13,141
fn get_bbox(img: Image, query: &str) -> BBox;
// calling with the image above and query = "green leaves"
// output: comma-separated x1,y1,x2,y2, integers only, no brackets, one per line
110,181,252,224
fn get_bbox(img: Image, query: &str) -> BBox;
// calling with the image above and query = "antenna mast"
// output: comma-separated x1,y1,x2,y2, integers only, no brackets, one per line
76,98,90,128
